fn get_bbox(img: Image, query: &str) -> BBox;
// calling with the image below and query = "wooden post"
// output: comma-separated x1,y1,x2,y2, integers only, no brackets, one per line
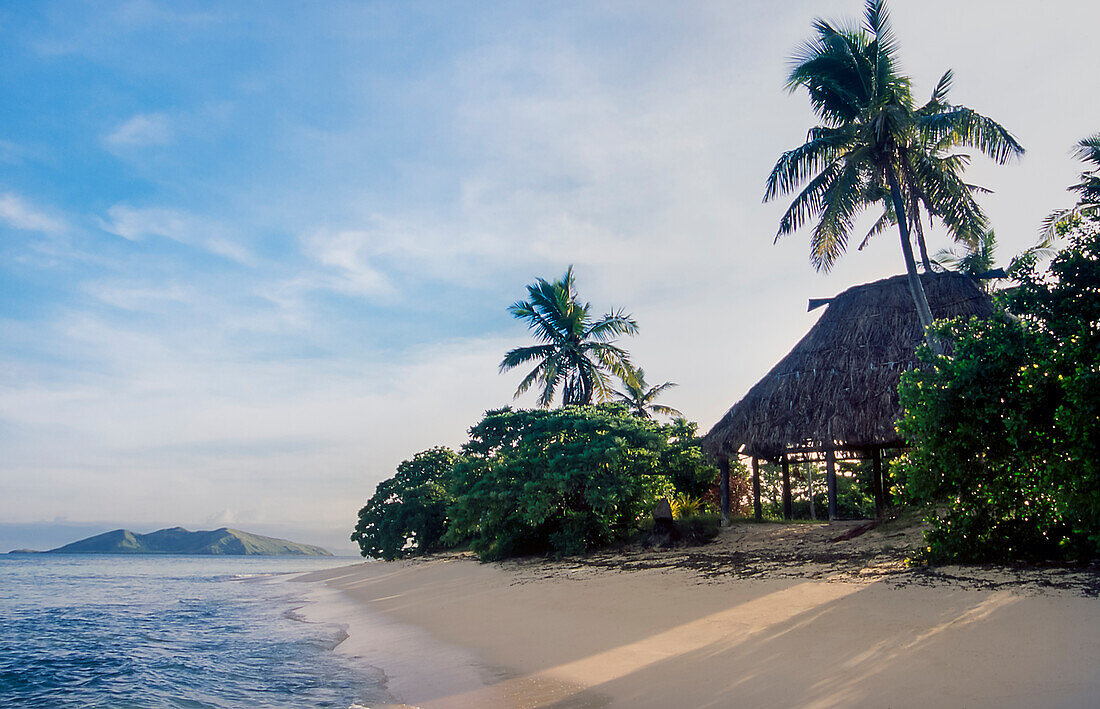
872,446,884,518
719,455,730,527
807,461,816,520
825,445,838,521
781,455,792,520
881,451,892,508
752,456,762,522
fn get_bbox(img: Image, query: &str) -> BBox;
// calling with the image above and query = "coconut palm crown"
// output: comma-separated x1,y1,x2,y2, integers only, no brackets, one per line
1044,133,1100,236
765,0,1023,346
612,367,683,420
501,266,638,407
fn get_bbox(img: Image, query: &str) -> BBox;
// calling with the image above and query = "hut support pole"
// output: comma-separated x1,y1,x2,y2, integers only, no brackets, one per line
826,446,838,521
807,462,816,520
781,455,792,520
872,446,884,518
882,454,892,507
719,455,730,527
752,456,762,522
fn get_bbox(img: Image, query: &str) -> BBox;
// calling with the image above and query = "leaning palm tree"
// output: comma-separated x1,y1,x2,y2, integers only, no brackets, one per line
1043,132,1100,237
612,367,683,420
765,0,1023,349
501,266,638,407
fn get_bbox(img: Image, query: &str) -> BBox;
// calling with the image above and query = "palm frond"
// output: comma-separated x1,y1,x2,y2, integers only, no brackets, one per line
917,106,1024,164
810,158,864,271
500,344,556,373
649,404,685,419
584,309,638,341
764,126,855,202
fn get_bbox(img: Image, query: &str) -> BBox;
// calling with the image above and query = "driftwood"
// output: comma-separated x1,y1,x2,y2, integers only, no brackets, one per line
829,518,884,543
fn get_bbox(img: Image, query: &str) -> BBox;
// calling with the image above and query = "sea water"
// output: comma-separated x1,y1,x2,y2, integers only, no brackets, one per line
0,554,391,708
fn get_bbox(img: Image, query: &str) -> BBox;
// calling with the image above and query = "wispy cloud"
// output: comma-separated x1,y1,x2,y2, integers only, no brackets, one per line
104,113,173,149
98,204,254,264
301,228,397,298
0,193,67,234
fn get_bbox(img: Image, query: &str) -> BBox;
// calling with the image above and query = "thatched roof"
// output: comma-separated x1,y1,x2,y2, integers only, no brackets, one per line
703,272,998,460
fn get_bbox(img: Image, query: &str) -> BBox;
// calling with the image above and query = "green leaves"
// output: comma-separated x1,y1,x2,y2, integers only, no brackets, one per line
900,215,1100,562
501,266,638,407
350,447,458,561
768,0,1022,276
445,405,704,561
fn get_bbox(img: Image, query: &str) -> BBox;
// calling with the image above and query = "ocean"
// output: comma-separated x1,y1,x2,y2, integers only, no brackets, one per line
0,554,390,708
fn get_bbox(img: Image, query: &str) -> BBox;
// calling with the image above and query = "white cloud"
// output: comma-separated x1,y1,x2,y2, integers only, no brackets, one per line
104,113,173,148
83,281,193,311
99,204,255,264
0,193,67,234
301,227,397,298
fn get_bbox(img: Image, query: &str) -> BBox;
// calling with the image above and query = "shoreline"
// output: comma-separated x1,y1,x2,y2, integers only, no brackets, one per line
294,524,1100,708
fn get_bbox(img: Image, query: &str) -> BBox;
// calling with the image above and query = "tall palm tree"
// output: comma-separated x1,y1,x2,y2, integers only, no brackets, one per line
501,266,638,407
765,0,1023,349
1044,133,1100,236
612,367,683,420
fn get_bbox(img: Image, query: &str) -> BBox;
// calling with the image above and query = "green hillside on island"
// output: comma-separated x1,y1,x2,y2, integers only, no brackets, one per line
42,527,332,556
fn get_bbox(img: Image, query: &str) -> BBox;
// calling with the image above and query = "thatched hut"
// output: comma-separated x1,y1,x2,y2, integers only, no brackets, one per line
702,271,999,522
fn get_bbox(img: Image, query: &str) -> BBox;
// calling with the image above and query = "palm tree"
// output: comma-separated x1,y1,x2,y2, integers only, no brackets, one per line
765,0,1023,349
1044,133,1100,236
935,228,1054,290
501,266,638,407
612,367,683,420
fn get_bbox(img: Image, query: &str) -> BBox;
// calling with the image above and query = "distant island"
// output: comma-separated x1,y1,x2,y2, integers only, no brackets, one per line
8,527,333,556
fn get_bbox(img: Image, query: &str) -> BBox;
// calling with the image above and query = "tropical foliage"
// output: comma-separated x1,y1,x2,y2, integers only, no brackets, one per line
933,228,1054,290
766,0,1022,347
501,266,638,407
352,405,719,561
612,366,683,419
898,212,1100,562
445,404,678,560
350,447,458,561
1044,133,1100,236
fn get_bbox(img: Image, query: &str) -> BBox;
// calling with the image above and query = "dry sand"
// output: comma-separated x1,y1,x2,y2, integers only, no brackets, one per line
295,520,1100,708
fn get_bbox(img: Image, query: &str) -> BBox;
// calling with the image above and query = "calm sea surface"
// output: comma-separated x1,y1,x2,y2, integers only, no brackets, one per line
0,554,389,708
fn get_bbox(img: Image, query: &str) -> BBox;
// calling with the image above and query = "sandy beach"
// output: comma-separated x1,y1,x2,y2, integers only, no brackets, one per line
296,521,1100,709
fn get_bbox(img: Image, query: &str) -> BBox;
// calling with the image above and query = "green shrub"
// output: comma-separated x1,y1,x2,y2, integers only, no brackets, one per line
351,447,458,560
661,419,718,498
899,215,1100,562
445,404,675,560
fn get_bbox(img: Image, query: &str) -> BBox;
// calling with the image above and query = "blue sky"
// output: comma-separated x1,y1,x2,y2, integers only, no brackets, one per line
2,1,1097,553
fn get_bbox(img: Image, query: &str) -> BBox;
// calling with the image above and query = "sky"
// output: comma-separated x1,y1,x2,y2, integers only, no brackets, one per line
2,1,1097,554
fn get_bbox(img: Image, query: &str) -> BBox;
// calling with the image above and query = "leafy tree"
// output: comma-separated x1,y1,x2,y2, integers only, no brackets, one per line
501,266,638,407
1006,213,1100,551
765,0,1022,349
351,447,458,561
612,366,683,419
899,213,1100,562
897,317,1063,562
445,404,677,560
659,418,717,498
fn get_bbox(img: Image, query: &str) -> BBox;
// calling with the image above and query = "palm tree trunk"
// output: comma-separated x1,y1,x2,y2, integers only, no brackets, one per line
884,163,937,352
914,220,934,272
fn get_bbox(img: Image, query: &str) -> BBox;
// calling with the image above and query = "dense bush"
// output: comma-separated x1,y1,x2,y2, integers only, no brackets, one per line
351,447,458,560
661,419,719,498
898,216,1100,562
445,404,685,560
